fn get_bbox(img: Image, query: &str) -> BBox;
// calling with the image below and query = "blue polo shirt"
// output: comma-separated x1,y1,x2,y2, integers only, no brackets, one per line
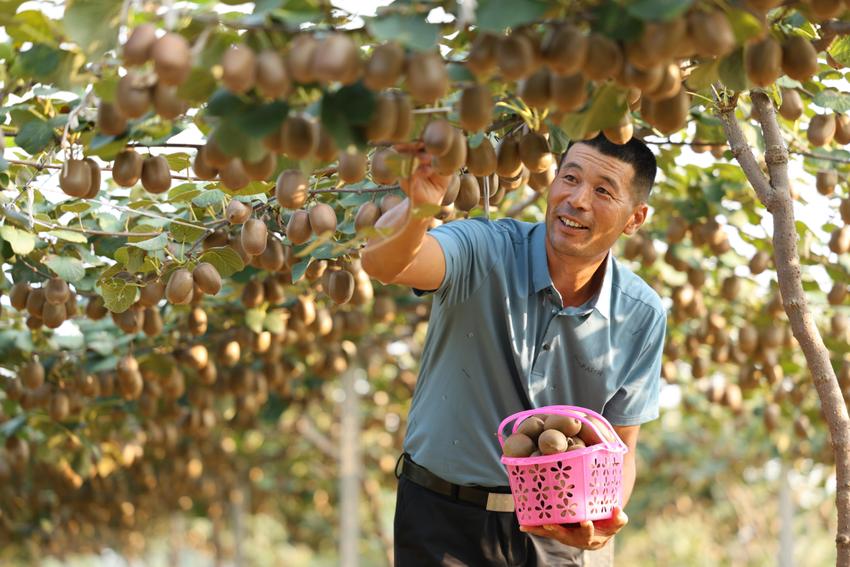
405,218,666,487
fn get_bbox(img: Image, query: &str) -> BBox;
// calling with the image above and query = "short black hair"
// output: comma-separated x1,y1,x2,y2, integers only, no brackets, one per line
559,134,657,203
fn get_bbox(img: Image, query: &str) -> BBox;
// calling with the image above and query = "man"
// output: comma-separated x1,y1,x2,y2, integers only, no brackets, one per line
361,134,666,566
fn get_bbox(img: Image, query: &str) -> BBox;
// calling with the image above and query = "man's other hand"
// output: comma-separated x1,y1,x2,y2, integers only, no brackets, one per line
395,144,451,208
519,507,628,551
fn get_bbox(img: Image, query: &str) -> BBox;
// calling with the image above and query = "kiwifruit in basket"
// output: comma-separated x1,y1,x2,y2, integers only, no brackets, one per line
538,429,569,455
567,437,586,451
577,415,609,446
543,414,582,437
516,416,545,442
502,432,535,458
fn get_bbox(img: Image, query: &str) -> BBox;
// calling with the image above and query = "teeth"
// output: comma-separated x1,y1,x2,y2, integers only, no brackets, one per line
560,217,586,229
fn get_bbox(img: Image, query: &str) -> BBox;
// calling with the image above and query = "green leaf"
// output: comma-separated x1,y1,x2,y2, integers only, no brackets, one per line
246,308,266,333
718,48,749,93
560,84,627,139
813,90,850,113
46,229,88,244
59,201,93,214
264,309,287,334
62,0,121,56
218,180,271,197
686,59,721,91
44,255,85,282
198,246,244,277
240,100,289,138
168,183,202,203
164,153,192,172
169,222,206,243
0,225,36,255
476,0,549,32
726,7,765,43
18,44,61,78
128,233,168,251
590,3,643,41
176,68,217,104
192,189,226,208
320,82,376,149
545,121,569,154
290,258,311,282
206,89,250,118
626,0,692,21
829,36,850,68
100,280,137,313
368,13,439,52
212,121,267,163
14,119,54,154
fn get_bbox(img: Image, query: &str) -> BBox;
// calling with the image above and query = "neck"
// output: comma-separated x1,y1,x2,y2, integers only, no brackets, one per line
545,242,608,307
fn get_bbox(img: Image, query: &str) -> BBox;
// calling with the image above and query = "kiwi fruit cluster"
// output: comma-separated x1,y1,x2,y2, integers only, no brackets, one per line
9,278,78,330
502,413,609,458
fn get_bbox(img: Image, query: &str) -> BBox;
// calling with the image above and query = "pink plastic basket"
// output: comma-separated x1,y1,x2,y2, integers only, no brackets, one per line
497,405,627,526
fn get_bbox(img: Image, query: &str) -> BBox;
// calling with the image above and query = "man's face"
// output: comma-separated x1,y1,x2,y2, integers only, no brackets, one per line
545,143,648,260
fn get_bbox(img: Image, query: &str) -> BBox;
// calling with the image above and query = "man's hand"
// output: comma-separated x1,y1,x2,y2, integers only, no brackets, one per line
519,507,628,551
394,144,451,208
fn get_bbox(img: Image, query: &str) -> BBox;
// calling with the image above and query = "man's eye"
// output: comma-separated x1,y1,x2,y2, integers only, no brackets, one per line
596,187,611,196
564,174,577,183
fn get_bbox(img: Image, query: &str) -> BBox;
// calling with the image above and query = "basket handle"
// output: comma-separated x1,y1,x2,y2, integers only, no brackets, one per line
497,405,627,452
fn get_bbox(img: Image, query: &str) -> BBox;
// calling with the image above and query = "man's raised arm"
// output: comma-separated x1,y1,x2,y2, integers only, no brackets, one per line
360,153,450,290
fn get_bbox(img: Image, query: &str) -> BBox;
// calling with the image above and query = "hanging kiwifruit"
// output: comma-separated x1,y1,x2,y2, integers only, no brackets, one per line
309,203,337,235
315,125,338,163
778,88,804,121
255,49,291,99
432,129,467,176
808,114,837,146
20,360,45,390
604,114,634,145
749,250,771,274
496,136,523,178
745,36,782,88
116,72,151,119
338,149,368,184
221,44,257,94
241,219,268,256
143,307,163,337
390,92,414,142
281,115,317,159
466,138,497,177
781,36,819,83
817,171,837,195
364,42,404,90
166,269,194,304
652,90,691,135
45,277,70,305
582,33,623,81
354,202,381,232
112,149,143,187
834,114,850,145
528,165,556,192
242,153,275,182
381,194,403,214
370,148,399,185
59,159,92,198
43,303,65,328
97,102,127,136
519,68,552,110
518,131,553,173
25,287,44,318
189,264,219,297
191,147,218,181
286,210,312,244
151,32,191,86
621,62,664,92
809,0,844,20
313,33,360,85
551,73,587,113
203,229,229,250
327,270,355,304
275,169,308,209
81,157,101,198
226,200,252,224
646,63,682,101
9,282,30,311
152,82,186,119
203,137,231,169
423,120,455,158
219,159,250,192
829,225,850,254
406,51,448,103
365,92,398,143
287,34,318,84
829,282,848,305
141,155,171,194
259,239,285,272
138,281,164,307
455,174,480,211
466,32,499,78
689,10,736,58
86,295,108,320
541,24,587,75
497,34,535,81
123,24,157,66
458,84,493,132
628,18,687,70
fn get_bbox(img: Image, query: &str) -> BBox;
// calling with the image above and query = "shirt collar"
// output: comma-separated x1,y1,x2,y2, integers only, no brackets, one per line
530,223,613,320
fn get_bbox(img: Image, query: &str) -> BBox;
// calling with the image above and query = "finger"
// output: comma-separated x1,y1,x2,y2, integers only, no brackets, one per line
519,526,551,538
595,508,629,535
580,520,595,542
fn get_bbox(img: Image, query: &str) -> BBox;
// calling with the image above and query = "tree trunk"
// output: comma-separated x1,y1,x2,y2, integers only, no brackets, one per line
718,89,850,567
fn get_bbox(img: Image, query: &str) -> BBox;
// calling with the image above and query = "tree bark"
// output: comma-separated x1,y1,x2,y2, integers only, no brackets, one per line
718,89,850,567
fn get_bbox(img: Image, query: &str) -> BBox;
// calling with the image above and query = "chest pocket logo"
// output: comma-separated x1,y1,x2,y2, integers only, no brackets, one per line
572,353,604,377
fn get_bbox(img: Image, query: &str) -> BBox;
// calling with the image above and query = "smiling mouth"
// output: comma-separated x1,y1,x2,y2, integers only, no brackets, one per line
558,216,589,230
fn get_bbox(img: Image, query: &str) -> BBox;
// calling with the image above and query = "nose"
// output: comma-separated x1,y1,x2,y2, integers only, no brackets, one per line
565,180,592,211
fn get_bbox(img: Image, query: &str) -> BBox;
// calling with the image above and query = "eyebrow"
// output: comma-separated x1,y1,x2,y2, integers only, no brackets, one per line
561,162,622,195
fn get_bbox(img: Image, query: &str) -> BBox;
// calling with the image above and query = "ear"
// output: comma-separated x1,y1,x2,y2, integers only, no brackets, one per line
622,203,648,236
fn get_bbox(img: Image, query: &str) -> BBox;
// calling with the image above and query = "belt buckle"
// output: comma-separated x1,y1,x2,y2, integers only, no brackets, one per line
486,492,515,513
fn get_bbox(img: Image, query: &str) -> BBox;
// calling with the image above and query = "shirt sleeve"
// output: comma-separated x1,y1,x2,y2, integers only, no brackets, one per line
413,218,502,306
603,313,667,426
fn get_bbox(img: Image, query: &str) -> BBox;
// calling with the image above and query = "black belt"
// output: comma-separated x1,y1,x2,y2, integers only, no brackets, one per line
396,453,515,512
